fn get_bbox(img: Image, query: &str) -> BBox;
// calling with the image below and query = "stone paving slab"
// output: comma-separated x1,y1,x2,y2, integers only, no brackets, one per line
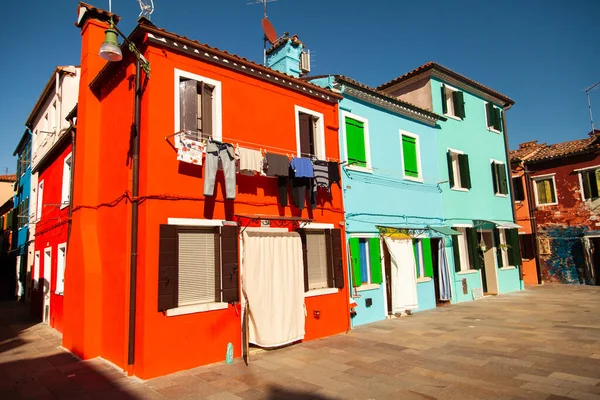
0,284,599,399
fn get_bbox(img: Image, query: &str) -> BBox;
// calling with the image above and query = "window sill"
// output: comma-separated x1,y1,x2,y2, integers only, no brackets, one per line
487,127,502,134
346,165,373,174
166,302,229,317
457,269,478,275
55,291,64,296
494,193,508,198
536,202,559,207
60,202,69,210
305,288,339,298
499,266,517,271
404,176,423,183
451,187,469,192
356,283,380,292
416,277,432,283
444,114,463,121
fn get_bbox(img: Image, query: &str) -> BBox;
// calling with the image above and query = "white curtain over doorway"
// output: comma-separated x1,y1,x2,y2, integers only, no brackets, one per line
242,231,305,348
383,237,418,313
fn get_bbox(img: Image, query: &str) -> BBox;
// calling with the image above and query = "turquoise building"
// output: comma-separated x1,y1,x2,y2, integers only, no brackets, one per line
378,63,522,301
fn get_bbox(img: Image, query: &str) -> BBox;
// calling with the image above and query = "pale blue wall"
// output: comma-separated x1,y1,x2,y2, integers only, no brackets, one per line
415,280,436,312
350,286,386,326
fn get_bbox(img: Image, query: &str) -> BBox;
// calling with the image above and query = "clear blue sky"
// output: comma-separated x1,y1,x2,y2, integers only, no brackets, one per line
1,0,599,174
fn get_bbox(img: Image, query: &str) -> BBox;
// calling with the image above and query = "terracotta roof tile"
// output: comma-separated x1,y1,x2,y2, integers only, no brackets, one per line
0,175,16,183
76,2,121,27
510,133,600,163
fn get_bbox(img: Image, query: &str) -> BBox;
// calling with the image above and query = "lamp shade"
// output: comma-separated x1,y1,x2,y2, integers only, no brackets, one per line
99,28,123,62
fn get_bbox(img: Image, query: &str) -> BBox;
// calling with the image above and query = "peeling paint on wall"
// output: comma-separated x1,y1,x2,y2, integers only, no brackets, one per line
538,226,586,284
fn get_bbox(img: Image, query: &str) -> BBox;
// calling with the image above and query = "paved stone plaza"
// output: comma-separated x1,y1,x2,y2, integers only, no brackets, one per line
1,285,599,399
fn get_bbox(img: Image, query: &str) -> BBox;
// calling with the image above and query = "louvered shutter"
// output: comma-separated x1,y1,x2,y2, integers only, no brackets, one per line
328,229,345,289
179,80,198,136
220,225,239,303
346,118,367,168
421,238,434,278
493,229,503,268
297,229,310,292
158,225,178,311
491,162,499,194
306,231,329,290
299,114,313,158
201,83,214,139
368,237,382,284
402,135,419,178
495,109,503,132
453,91,465,118
451,236,461,273
447,151,455,187
466,228,482,270
441,85,448,114
507,229,522,266
497,163,508,195
349,238,362,287
458,154,471,189
178,228,218,306
582,172,592,200
486,103,495,128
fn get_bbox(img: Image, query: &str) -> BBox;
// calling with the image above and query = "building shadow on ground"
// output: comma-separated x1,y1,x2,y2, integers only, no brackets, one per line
265,385,339,400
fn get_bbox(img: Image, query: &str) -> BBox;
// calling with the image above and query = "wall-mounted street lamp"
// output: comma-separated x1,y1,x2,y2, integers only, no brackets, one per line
99,20,150,77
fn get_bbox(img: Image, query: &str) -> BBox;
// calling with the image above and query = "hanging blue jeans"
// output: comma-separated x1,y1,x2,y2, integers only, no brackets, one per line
204,141,236,200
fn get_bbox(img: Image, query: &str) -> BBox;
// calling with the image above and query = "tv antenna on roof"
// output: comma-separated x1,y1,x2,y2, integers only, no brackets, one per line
108,0,154,20
247,0,280,65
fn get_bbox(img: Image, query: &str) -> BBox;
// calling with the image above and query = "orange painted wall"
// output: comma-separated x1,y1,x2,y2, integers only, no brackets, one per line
513,170,538,284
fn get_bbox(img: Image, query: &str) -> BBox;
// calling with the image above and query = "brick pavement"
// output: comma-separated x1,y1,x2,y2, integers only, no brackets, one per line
1,285,599,399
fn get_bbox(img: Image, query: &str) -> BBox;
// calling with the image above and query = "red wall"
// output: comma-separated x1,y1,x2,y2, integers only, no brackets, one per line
33,139,72,333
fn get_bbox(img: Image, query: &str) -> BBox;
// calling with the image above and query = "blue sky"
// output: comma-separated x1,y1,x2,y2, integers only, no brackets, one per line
0,0,598,173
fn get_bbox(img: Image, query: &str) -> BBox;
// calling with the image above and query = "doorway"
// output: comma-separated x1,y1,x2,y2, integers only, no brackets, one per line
591,238,600,285
481,231,499,294
43,248,51,324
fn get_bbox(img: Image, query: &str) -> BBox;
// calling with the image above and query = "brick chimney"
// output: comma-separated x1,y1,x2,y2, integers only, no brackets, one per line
518,140,539,149
266,35,305,78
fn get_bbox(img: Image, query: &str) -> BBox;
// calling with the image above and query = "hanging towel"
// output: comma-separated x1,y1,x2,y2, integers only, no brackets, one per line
177,134,204,165
313,160,329,189
290,157,314,178
438,239,453,301
265,153,290,177
383,236,419,313
328,161,341,188
237,147,263,175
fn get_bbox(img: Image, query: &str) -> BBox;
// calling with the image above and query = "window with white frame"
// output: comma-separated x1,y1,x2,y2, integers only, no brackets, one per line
412,238,434,279
56,244,66,295
61,153,72,207
447,150,471,190
485,102,503,132
453,227,471,272
305,230,330,290
533,175,558,206
490,160,508,196
36,181,44,220
175,69,222,142
341,112,370,169
51,101,57,132
295,105,325,160
401,131,422,181
578,166,600,200
349,237,382,287
440,84,465,119
498,230,509,267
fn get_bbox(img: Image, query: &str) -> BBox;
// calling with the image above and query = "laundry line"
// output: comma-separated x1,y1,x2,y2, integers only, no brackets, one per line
165,130,343,163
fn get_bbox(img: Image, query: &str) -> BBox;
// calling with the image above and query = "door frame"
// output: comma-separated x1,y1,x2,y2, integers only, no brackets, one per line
43,246,52,324
480,230,499,295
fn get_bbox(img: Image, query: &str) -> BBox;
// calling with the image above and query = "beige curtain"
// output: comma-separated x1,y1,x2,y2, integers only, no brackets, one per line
242,231,305,348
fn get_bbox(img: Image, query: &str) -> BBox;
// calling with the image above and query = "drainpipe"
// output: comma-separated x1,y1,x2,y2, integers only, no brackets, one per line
128,58,142,367
523,164,543,284
67,126,76,243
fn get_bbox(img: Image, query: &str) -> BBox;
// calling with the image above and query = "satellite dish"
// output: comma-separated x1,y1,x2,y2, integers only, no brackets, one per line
262,17,278,45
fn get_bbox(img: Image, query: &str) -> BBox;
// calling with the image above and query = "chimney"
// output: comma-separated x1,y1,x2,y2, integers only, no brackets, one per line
266,35,307,78
518,140,538,149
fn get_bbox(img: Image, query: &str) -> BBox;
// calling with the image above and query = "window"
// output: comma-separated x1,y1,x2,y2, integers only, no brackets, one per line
401,131,422,181
175,69,222,143
441,84,465,119
56,244,66,295
157,225,239,312
33,251,40,290
485,102,503,132
533,175,557,206
447,150,471,190
491,160,508,195
51,101,57,132
349,237,382,287
61,153,73,207
342,112,370,169
579,167,600,200
451,227,482,272
512,176,525,202
298,228,344,292
519,233,535,260
36,181,44,220
295,106,325,159
413,238,433,279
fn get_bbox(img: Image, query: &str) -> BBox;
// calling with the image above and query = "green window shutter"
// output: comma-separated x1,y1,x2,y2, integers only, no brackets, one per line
453,91,465,118
458,154,471,189
594,170,600,198
447,151,455,187
486,102,495,129
491,162,499,194
349,238,362,287
421,238,434,278
452,236,461,272
413,240,420,277
368,238,382,284
493,229,503,268
466,228,482,270
441,84,448,114
495,108,503,132
402,135,419,178
345,118,367,168
506,229,522,266
497,163,508,195
536,180,548,204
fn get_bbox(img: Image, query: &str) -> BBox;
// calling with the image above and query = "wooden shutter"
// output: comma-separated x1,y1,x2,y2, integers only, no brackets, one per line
451,236,461,272
421,238,434,278
519,234,535,260
582,172,592,200
345,118,367,167
327,229,344,289
179,80,198,135
453,91,465,118
349,238,362,287
447,151,455,187
507,229,522,266
493,229,503,268
299,113,313,157
368,238,382,284
201,83,214,139
466,228,482,270
495,109,503,132
458,154,471,189
486,102,495,128
297,228,310,292
491,162,499,194
497,163,508,195
158,224,178,311
220,225,239,303
512,177,525,201
441,85,448,114
402,135,419,177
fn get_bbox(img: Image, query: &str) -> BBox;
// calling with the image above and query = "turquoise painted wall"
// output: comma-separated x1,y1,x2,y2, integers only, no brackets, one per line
415,280,436,312
498,267,521,293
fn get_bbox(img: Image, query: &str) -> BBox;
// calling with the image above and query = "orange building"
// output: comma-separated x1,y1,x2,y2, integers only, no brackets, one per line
65,3,348,379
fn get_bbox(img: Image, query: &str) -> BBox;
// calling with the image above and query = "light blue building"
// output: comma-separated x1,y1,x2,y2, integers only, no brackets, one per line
310,75,456,326
13,130,32,301
378,63,522,301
